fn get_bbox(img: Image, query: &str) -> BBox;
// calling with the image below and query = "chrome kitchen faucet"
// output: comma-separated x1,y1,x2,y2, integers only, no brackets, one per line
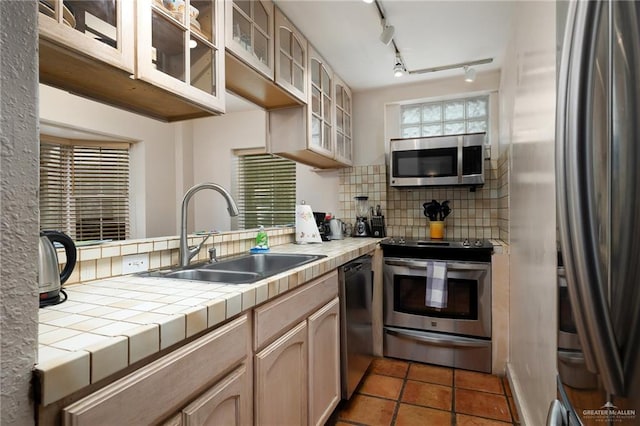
179,182,239,267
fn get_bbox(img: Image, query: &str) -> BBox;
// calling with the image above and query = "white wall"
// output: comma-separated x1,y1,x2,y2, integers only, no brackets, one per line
39,85,180,238
191,110,339,232
500,1,557,424
1,2,39,423
352,71,501,166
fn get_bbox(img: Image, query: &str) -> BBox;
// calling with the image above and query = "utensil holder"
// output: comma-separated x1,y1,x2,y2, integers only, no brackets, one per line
429,221,445,239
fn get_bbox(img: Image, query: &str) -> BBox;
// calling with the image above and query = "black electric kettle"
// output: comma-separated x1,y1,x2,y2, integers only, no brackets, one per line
39,230,76,307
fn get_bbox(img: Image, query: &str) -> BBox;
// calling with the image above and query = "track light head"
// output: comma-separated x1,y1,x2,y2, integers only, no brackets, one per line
379,24,395,45
464,65,476,83
393,57,405,77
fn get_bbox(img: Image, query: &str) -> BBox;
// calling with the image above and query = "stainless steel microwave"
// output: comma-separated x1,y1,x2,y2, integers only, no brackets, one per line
389,133,486,187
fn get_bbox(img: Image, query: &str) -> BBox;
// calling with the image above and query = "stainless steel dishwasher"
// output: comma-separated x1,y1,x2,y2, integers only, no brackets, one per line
338,254,374,399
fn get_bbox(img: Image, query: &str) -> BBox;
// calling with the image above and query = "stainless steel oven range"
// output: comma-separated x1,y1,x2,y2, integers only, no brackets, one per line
381,237,493,373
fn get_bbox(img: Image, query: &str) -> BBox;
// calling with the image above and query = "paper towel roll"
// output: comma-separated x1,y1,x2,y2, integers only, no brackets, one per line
295,204,322,244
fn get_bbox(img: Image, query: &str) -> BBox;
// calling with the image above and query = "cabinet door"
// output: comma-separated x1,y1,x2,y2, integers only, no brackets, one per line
308,298,341,426
274,8,307,103
334,75,353,166
38,0,135,72
181,364,252,426
308,45,335,158
255,321,308,426
136,0,225,113
225,0,274,79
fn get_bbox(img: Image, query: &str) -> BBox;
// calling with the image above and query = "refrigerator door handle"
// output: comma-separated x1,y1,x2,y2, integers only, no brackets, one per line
557,0,625,395
546,400,568,426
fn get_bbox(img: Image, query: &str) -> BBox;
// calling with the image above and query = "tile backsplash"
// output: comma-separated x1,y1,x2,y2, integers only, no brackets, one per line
338,159,507,241
59,227,296,286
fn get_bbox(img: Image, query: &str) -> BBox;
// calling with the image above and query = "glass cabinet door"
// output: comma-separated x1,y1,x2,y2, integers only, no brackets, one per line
226,0,274,79
308,46,333,156
38,0,135,72
274,8,307,103
334,76,353,165
137,0,225,113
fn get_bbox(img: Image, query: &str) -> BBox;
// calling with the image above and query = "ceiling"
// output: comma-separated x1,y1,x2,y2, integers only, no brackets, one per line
273,0,515,91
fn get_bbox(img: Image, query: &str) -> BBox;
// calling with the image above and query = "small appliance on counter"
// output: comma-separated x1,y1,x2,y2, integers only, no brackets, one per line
313,212,331,241
39,230,76,308
370,204,386,238
353,196,371,237
295,202,322,244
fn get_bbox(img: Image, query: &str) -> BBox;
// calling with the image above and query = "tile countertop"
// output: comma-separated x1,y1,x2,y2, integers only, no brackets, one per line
36,238,382,407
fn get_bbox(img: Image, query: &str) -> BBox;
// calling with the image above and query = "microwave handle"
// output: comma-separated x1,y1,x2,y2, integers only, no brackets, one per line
384,259,488,271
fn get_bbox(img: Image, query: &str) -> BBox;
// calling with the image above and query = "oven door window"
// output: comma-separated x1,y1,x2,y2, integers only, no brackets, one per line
392,148,457,178
394,274,478,320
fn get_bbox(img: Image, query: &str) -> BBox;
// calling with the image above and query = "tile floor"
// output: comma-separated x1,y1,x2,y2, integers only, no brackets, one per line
328,357,520,426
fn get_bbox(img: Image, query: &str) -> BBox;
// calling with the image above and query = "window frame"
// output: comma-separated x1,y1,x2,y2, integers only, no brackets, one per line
399,94,491,142
39,134,131,242
232,149,296,230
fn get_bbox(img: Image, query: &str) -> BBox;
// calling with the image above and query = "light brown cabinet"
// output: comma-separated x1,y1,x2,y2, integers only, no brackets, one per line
39,0,225,121
274,8,307,104
225,0,274,79
180,364,252,426
333,75,353,166
254,321,308,425
308,298,340,426
62,314,251,425
268,48,354,169
253,271,340,426
136,0,226,114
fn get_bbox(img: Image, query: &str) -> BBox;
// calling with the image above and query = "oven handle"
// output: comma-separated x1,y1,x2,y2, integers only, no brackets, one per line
384,258,489,271
385,327,490,348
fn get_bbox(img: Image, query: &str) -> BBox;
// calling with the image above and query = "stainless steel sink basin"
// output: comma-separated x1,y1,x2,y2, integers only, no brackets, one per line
142,253,326,284
163,269,261,284
202,253,326,275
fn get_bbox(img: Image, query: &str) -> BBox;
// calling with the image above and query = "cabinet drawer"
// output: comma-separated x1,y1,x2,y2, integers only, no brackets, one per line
63,314,250,426
254,270,338,350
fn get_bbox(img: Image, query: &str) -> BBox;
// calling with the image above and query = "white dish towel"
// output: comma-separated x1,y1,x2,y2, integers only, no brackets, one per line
425,261,448,308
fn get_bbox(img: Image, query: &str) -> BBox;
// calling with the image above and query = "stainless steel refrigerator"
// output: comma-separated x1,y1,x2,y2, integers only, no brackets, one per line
551,0,640,424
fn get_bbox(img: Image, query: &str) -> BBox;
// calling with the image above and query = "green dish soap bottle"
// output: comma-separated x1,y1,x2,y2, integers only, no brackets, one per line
255,225,269,251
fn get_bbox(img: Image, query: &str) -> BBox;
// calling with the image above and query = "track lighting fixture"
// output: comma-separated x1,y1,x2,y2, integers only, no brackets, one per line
393,55,405,77
379,20,395,45
464,65,476,83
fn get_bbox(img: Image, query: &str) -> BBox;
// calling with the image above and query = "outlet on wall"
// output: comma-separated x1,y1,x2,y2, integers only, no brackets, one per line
122,253,149,274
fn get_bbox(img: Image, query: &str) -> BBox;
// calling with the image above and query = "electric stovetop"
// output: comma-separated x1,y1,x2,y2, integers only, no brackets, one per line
380,237,494,262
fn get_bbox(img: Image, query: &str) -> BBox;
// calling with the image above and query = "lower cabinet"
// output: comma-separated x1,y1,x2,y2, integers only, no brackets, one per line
255,321,308,425
308,298,340,426
180,364,252,426
60,270,341,426
254,270,340,426
62,314,251,426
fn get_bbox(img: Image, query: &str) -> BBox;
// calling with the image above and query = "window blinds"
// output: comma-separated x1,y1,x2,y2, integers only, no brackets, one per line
236,153,296,229
40,140,130,242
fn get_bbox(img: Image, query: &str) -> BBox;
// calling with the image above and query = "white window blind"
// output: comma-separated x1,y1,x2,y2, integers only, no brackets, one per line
236,153,296,229
40,138,130,242
400,95,489,140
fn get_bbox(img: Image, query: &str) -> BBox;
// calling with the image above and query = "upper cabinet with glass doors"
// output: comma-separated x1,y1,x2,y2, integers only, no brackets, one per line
38,0,135,73
274,9,307,103
136,0,225,113
334,75,353,165
308,45,334,158
225,0,274,79
38,0,225,121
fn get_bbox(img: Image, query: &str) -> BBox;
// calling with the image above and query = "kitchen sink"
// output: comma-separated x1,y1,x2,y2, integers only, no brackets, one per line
201,253,326,275
162,269,261,284
142,253,326,284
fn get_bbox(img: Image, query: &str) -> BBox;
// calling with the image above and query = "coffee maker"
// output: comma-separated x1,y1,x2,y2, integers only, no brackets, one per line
353,196,371,237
